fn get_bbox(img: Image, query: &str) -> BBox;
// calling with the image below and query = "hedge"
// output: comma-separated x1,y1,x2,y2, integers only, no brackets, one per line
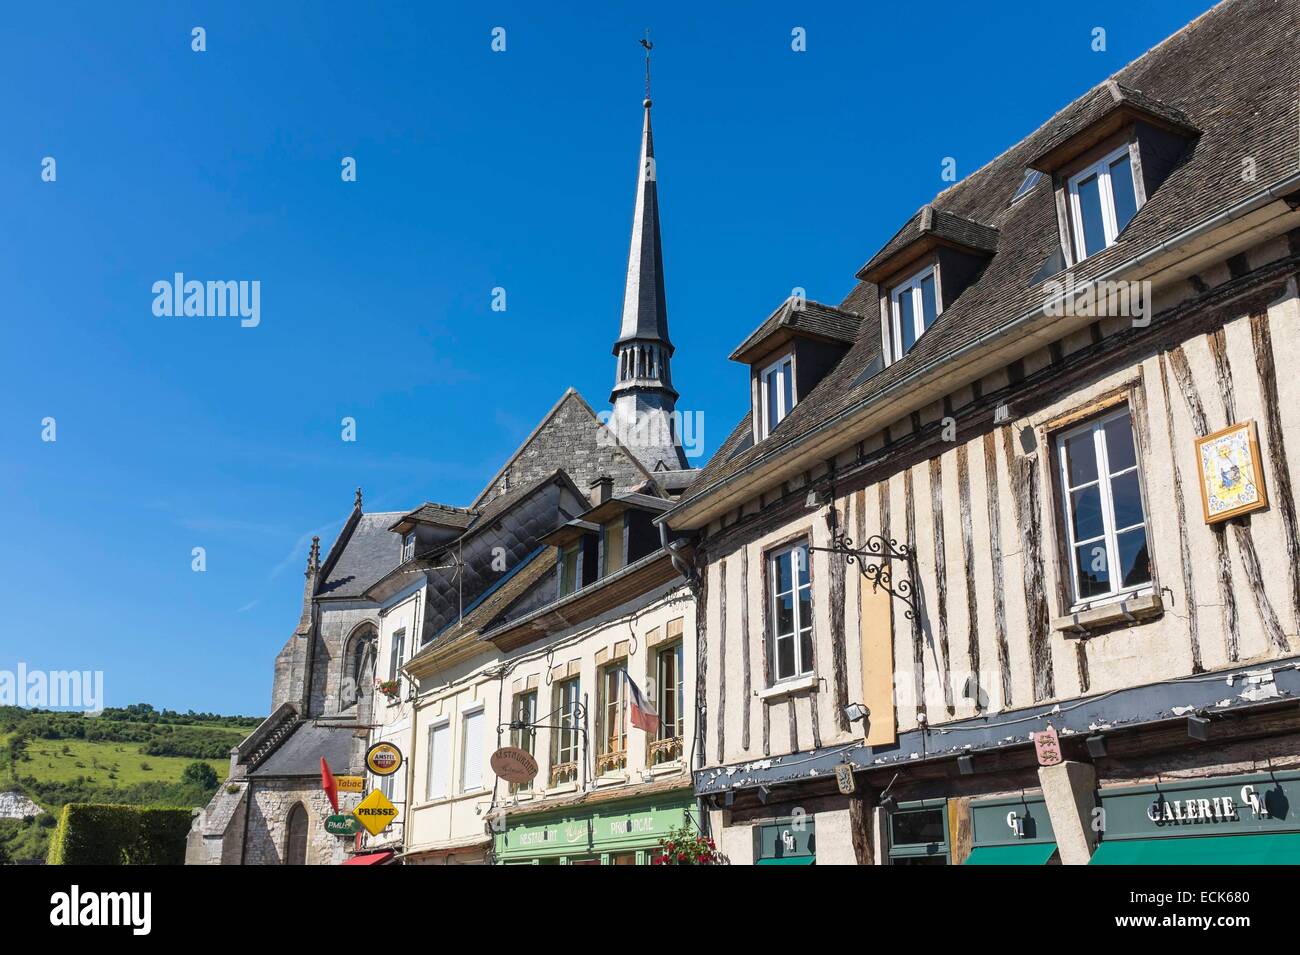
47,804,193,865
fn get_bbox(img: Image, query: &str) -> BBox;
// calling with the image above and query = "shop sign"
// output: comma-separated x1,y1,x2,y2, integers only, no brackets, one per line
970,795,1055,847
326,814,362,836
490,746,539,785
335,775,364,793
494,795,694,860
365,741,403,777
756,818,816,862
1032,727,1062,766
354,788,399,837
1099,771,1300,840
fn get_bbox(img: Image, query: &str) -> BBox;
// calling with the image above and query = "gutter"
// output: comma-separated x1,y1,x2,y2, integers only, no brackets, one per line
664,172,1300,530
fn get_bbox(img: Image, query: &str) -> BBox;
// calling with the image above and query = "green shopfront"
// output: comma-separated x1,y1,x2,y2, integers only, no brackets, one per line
965,794,1059,865
494,789,696,865
1091,770,1300,864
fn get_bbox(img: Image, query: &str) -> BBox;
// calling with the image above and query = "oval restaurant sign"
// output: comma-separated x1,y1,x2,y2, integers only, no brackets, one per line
490,746,539,785
366,741,403,777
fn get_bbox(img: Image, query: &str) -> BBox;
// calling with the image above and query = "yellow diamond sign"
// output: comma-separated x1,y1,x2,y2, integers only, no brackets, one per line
354,788,398,837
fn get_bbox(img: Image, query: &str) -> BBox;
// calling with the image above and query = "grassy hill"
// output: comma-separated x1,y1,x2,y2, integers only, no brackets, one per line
0,704,262,864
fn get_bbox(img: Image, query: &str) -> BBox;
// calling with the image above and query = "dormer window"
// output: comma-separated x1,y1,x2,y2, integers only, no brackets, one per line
888,265,940,362
1067,144,1140,260
402,532,416,561
758,354,795,438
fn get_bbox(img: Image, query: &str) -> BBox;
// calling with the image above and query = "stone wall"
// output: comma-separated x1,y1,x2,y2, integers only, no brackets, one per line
243,779,345,866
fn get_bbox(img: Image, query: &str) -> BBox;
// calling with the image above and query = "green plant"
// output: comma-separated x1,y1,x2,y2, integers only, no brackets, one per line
651,825,725,865
47,804,193,865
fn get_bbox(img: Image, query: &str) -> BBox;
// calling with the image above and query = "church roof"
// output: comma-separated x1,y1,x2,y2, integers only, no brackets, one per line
316,510,405,599
248,720,357,778
614,101,672,352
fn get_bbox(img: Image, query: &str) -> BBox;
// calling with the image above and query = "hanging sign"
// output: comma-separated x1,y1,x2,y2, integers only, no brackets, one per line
354,789,399,837
335,775,364,794
1032,727,1063,767
490,746,539,785
326,814,363,837
366,741,403,777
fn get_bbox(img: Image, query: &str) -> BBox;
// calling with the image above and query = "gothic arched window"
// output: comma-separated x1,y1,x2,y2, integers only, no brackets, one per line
285,803,309,865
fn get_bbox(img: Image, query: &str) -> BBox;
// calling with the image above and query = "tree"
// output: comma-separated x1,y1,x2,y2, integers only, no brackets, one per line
181,761,218,790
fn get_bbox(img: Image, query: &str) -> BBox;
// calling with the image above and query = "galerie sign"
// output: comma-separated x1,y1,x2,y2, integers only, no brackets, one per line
1146,784,1273,827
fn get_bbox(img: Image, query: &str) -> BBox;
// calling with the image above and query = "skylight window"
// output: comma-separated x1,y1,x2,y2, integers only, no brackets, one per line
1010,168,1042,204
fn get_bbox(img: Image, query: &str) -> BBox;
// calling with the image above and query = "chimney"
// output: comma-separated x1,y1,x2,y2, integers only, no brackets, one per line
589,475,614,506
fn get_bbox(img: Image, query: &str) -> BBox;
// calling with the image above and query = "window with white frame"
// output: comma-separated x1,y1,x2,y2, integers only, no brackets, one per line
889,265,940,362
402,532,416,561
1055,406,1152,606
509,690,537,792
649,642,684,765
768,542,814,682
460,707,484,793
388,628,406,684
1067,144,1140,260
426,719,451,800
758,354,795,439
550,677,580,787
597,662,627,774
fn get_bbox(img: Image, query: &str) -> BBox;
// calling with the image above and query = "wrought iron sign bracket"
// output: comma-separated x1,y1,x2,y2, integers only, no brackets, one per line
809,532,920,620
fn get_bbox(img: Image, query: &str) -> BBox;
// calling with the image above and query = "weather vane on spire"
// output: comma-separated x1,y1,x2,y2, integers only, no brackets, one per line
640,30,653,105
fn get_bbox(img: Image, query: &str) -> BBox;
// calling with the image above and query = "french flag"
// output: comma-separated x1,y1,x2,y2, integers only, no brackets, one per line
622,671,659,734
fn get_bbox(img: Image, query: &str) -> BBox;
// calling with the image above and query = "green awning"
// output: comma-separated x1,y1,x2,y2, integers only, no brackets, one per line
965,843,1058,865
756,856,816,865
1091,833,1300,864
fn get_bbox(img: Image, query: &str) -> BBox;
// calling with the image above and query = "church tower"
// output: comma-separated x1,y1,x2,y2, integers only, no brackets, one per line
609,52,689,473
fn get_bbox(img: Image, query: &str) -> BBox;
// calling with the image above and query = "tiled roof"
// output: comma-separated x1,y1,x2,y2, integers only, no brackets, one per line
856,205,1000,283
389,503,476,532
672,0,1300,523
729,298,864,363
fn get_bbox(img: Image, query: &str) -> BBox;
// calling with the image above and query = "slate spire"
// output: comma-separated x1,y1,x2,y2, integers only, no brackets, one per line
610,43,688,473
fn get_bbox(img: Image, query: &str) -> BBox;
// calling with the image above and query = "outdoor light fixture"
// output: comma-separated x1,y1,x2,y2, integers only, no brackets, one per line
1086,734,1107,758
957,754,975,775
756,785,771,805
723,789,734,808
1187,713,1211,741
805,489,826,509
843,703,869,724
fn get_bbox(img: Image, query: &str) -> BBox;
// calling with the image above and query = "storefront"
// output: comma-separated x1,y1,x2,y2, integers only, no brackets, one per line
964,794,1059,865
493,789,696,865
1091,770,1300,864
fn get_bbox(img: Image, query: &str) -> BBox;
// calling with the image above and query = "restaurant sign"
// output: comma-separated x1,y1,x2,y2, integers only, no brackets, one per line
494,793,693,861
1099,770,1300,840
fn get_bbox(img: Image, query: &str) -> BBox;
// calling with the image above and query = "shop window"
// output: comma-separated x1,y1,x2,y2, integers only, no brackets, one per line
509,690,537,793
550,677,580,787
596,662,628,775
649,642,684,766
767,541,814,683
888,799,949,865
1054,405,1152,608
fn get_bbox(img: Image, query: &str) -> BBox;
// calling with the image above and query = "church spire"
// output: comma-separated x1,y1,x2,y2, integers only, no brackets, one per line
610,35,687,473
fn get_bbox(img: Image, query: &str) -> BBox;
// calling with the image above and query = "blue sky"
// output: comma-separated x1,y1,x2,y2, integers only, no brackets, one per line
0,0,1217,715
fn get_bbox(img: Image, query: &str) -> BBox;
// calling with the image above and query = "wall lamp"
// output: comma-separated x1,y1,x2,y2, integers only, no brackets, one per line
957,754,975,776
1086,734,1108,758
1187,713,1212,741
843,703,870,725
